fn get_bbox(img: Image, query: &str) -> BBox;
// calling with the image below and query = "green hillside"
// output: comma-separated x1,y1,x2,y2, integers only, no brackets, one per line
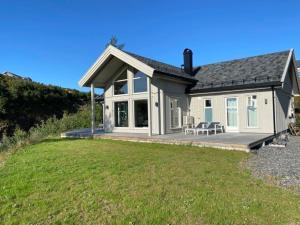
0,73,89,137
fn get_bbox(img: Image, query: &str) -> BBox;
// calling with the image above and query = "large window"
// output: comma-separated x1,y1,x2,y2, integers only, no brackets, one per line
247,95,257,128
170,98,181,128
133,71,147,93
134,100,148,127
114,101,128,127
114,70,128,95
204,99,213,123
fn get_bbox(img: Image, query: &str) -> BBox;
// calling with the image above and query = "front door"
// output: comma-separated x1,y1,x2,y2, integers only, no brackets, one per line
226,97,238,131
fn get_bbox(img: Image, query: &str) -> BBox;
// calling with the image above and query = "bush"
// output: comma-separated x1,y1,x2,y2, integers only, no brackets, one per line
0,104,101,152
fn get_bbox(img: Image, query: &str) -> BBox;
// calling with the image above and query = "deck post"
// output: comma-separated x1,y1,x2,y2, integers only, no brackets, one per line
91,83,95,134
160,88,165,135
147,77,152,136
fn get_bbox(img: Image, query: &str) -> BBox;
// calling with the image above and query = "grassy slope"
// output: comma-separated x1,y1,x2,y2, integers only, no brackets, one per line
0,139,300,225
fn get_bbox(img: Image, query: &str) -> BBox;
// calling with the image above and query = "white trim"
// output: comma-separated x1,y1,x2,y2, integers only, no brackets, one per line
225,97,239,132
280,49,293,83
79,45,154,87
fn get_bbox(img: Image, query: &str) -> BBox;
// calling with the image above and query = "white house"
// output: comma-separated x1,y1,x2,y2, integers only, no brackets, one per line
79,45,300,136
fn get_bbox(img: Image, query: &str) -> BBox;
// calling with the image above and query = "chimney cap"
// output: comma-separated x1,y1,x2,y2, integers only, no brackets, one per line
183,48,193,54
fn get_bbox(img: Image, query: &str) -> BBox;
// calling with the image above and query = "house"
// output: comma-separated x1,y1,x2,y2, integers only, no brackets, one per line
79,45,300,136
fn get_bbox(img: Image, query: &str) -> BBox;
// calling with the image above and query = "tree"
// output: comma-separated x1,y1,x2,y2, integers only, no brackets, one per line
105,36,125,49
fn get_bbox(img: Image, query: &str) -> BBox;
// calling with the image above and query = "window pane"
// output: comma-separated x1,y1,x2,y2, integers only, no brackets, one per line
227,108,237,127
205,108,213,123
205,100,212,107
134,100,148,127
170,98,180,128
114,81,128,95
247,107,257,127
116,70,127,81
134,71,147,93
114,102,128,127
227,98,237,107
226,98,237,127
171,108,179,128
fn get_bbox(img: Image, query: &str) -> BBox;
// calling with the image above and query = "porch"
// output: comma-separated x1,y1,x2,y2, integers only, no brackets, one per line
61,129,274,152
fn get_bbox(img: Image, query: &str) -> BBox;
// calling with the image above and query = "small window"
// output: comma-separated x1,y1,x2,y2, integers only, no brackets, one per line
114,70,128,95
133,71,147,93
247,95,257,128
205,99,212,107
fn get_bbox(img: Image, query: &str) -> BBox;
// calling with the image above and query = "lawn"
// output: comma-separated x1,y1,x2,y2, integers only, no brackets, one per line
0,139,300,225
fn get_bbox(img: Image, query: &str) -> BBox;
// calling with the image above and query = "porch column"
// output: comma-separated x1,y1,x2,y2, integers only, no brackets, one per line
147,77,152,136
91,83,95,134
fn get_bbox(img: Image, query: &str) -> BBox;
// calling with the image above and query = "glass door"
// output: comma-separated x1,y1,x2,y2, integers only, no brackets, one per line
226,97,238,131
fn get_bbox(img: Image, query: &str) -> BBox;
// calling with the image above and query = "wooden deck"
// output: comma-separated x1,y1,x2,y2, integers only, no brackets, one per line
61,128,274,152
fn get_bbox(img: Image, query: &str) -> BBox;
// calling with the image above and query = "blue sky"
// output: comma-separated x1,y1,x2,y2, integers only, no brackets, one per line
1,0,299,92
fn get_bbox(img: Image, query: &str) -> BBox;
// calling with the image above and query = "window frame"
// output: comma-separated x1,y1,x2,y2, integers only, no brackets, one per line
246,95,258,128
133,71,148,94
113,68,128,96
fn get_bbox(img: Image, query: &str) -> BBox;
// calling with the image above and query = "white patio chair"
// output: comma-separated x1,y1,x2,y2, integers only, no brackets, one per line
185,122,208,135
195,122,224,136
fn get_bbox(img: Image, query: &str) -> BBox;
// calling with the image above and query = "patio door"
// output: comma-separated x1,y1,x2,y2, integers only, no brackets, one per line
226,97,238,132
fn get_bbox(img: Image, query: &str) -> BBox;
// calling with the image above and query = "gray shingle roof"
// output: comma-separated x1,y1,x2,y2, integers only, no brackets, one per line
124,49,291,93
190,50,290,92
125,51,197,81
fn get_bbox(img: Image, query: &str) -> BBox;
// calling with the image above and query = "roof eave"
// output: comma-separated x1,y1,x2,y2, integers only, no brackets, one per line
78,45,155,87
187,81,282,94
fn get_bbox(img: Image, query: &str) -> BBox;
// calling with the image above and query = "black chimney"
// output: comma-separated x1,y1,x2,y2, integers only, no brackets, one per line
183,48,193,75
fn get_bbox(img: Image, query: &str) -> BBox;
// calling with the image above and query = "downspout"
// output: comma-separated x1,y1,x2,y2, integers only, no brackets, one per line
271,86,276,135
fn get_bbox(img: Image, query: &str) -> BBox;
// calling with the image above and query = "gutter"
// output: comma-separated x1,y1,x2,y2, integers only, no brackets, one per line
187,81,282,94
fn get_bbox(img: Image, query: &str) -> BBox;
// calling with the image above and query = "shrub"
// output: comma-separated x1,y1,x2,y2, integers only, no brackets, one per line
0,104,101,152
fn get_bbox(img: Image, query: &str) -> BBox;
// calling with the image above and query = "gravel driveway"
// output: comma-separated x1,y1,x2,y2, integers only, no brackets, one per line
247,136,300,188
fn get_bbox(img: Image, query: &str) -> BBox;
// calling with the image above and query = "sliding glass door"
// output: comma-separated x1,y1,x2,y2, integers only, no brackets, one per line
226,97,238,131
114,101,128,127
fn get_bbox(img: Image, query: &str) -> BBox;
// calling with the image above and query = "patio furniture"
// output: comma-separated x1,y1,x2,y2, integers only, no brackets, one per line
196,122,224,136
185,122,208,135
182,116,194,132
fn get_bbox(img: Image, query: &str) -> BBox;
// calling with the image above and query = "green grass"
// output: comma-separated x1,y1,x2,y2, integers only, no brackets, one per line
0,139,300,225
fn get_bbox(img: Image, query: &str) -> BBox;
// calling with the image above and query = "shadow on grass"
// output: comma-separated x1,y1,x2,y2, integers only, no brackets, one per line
38,137,93,144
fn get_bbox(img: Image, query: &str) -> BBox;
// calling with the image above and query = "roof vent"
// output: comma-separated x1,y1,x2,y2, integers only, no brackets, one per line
183,48,193,75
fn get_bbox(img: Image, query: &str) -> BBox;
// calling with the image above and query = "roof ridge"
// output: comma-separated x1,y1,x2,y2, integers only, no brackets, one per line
124,50,183,70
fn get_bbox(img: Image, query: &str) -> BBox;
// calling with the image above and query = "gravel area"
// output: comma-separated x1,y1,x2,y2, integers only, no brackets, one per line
247,136,300,188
